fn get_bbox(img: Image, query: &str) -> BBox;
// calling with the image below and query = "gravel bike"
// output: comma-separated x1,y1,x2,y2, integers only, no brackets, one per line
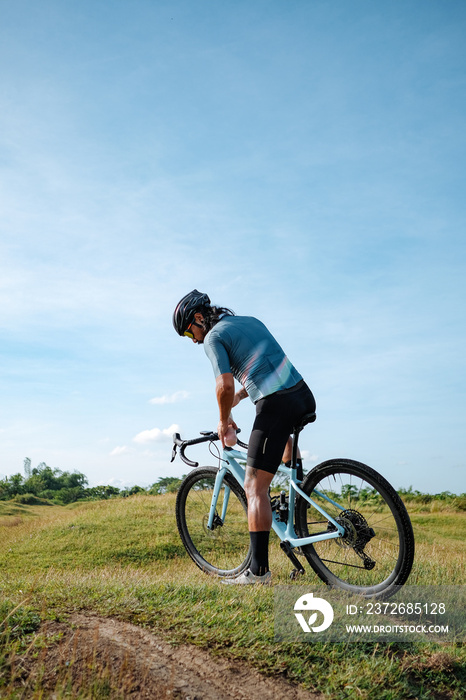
172,412,415,598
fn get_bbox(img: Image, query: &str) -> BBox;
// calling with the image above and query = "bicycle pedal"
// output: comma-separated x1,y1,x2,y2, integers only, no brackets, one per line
290,569,305,581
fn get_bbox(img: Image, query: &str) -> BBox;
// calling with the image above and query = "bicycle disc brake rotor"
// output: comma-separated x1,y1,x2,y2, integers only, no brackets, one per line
201,513,223,537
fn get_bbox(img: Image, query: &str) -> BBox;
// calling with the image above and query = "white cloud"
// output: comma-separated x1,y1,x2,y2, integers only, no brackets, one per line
133,423,180,444
110,446,130,456
95,477,134,488
301,451,319,463
149,391,189,405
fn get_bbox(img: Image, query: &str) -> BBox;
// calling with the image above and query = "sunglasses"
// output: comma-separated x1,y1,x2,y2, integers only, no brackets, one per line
183,321,203,338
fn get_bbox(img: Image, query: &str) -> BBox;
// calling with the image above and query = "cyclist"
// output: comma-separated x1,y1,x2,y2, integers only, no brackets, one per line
173,289,316,584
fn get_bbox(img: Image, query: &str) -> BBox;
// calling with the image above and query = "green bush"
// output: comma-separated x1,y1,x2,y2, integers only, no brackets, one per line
13,493,53,506
453,496,466,511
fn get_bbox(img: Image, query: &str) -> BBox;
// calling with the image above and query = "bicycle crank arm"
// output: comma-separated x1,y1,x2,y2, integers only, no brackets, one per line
280,540,305,575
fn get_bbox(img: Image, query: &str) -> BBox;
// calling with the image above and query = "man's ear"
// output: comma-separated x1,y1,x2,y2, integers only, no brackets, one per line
194,312,205,326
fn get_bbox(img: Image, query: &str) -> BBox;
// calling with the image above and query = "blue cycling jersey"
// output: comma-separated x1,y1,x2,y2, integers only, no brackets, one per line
203,315,302,403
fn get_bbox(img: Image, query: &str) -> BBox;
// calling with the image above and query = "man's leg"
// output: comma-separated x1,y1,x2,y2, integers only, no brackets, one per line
244,466,275,576
281,437,301,465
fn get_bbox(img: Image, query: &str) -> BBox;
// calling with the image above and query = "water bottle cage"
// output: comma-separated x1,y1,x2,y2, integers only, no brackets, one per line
270,491,289,523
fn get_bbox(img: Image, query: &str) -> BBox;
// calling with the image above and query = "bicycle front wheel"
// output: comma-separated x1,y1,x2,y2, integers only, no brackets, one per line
175,467,251,577
295,459,414,598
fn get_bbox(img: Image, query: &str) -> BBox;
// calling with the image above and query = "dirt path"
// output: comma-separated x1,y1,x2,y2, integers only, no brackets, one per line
30,613,323,699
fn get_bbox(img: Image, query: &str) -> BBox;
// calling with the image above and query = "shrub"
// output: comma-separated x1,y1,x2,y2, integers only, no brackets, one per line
13,494,53,506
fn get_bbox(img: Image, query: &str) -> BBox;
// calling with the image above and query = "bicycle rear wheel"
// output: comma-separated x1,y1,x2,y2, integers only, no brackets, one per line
295,459,414,598
176,467,251,577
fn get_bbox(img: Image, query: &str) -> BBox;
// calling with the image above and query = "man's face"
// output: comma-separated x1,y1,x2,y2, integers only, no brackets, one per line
186,313,207,344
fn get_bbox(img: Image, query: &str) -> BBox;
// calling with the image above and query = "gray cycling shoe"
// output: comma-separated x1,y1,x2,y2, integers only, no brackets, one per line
221,569,272,585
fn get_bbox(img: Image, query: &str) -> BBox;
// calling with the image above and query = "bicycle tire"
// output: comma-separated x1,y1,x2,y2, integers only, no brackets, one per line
176,466,251,577
295,459,414,598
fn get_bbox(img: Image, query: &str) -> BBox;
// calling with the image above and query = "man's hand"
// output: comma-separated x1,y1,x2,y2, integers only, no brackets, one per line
217,415,238,448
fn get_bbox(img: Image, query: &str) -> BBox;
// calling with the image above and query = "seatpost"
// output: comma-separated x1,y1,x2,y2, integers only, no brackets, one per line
291,428,303,482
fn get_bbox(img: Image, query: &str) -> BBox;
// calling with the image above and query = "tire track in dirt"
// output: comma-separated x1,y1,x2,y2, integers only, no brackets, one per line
35,613,323,699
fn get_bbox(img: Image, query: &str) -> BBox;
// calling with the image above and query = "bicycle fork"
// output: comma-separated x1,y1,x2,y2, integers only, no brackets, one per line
206,466,231,529
206,449,250,530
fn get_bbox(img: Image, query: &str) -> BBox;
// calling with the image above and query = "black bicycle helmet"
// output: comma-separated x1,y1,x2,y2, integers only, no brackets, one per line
172,289,211,336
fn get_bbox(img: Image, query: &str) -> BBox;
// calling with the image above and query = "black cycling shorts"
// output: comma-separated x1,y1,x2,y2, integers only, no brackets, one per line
247,380,316,475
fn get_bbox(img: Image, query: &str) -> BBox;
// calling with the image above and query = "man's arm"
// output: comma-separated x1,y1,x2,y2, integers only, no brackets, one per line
215,373,237,446
232,387,248,406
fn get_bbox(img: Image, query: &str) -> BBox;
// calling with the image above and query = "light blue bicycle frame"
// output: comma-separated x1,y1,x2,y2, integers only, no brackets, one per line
206,446,346,547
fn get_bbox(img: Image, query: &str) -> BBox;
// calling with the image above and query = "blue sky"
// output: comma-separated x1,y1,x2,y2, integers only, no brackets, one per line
1,0,465,494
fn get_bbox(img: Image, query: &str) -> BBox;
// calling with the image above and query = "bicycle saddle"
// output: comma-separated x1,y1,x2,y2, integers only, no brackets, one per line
294,412,316,432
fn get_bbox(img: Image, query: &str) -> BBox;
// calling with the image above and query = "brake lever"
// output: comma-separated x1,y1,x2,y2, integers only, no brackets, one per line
171,432,182,463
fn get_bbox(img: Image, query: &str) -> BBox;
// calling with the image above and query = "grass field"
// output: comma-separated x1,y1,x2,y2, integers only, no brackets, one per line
0,494,465,699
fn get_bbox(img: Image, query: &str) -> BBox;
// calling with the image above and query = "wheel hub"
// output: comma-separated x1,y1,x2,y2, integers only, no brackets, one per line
334,509,373,548
201,513,223,536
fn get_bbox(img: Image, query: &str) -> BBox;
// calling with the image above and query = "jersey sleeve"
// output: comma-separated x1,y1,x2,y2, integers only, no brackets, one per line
204,331,232,377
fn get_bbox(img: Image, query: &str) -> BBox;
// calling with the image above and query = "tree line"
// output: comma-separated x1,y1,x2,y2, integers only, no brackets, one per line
0,459,184,505
0,459,464,508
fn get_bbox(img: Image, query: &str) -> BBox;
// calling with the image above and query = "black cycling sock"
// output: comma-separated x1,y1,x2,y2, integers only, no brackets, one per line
249,531,270,576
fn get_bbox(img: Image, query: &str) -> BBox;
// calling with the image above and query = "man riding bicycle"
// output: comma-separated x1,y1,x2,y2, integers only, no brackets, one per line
173,289,316,584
